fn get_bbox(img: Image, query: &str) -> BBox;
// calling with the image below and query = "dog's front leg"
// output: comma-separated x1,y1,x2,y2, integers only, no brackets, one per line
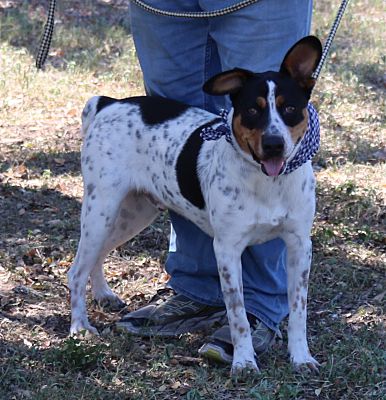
213,238,258,375
283,235,320,371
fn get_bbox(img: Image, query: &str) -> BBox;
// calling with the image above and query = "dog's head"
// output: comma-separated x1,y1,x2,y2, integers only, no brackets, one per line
203,36,322,177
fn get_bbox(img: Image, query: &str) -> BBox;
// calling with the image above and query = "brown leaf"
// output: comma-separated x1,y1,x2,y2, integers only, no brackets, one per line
54,158,66,166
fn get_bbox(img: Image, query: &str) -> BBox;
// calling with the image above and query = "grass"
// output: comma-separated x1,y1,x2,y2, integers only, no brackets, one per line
0,0,385,399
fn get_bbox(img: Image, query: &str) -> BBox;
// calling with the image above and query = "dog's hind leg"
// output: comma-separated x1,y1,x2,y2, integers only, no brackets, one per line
68,189,159,335
90,192,159,309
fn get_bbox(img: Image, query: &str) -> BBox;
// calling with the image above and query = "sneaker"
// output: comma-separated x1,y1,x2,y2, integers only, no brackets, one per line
198,314,276,364
116,288,227,336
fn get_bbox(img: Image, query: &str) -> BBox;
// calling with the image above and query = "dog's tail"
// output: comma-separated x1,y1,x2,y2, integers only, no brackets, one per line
81,96,100,137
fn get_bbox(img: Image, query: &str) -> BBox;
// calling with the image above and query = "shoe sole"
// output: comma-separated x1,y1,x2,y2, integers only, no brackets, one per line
116,309,227,337
198,343,232,364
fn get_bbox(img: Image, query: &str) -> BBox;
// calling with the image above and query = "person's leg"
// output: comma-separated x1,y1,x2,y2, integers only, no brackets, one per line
205,0,313,73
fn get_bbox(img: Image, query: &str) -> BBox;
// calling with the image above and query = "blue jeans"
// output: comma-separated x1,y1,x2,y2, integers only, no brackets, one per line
130,0,313,332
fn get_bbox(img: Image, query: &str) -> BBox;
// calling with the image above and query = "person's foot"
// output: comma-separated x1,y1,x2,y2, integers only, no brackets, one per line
116,288,227,336
198,314,276,364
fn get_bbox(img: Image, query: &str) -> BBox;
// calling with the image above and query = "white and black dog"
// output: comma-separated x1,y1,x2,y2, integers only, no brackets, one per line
68,36,322,375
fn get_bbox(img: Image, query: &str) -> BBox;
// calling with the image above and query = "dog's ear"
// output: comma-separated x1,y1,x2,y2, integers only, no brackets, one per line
280,36,322,95
203,68,255,96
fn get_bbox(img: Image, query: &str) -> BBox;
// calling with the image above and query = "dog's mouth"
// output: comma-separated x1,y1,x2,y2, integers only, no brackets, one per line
247,142,286,177
260,158,286,177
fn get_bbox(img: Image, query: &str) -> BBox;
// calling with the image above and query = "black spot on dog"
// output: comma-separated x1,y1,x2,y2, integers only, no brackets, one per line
163,185,174,198
223,186,232,196
96,95,189,125
176,120,220,210
96,96,117,113
301,179,307,192
87,183,95,196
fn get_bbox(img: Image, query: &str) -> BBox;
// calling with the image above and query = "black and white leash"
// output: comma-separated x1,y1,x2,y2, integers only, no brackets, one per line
36,0,350,75
311,0,351,80
128,0,260,18
35,0,56,69
35,0,259,69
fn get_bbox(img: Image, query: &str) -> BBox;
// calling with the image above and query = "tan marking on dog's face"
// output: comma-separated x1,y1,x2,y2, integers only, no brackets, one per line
288,107,308,145
232,114,264,160
256,96,267,109
275,95,285,108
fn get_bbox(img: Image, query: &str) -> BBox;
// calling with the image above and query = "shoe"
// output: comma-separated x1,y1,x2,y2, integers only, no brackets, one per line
116,288,227,336
198,314,276,364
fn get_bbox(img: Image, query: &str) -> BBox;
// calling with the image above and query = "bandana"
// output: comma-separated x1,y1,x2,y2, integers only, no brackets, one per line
200,103,320,175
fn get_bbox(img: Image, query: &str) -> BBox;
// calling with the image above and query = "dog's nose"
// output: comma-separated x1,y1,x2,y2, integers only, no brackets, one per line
262,135,284,156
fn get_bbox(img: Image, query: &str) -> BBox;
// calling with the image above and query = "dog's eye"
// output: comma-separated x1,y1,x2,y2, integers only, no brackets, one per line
247,108,258,116
284,106,296,114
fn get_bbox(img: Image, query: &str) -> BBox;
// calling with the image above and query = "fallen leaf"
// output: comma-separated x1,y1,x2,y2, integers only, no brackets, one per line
54,158,66,166
171,381,181,389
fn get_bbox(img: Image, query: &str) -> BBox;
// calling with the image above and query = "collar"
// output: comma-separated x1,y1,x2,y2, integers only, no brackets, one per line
200,103,320,175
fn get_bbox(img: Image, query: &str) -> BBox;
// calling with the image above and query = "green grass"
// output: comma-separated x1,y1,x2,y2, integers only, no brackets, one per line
0,0,385,399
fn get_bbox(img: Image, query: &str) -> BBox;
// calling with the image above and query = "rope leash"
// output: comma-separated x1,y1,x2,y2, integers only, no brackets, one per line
35,0,56,69
36,0,350,74
129,0,260,18
311,0,351,80
35,0,259,69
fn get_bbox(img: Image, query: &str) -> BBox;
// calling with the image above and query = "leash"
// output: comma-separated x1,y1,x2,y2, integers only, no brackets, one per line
129,0,260,18
35,0,259,69
35,0,56,69
35,0,350,73
312,0,351,80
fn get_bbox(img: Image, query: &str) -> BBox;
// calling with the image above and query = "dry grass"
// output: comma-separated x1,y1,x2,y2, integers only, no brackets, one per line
0,0,385,399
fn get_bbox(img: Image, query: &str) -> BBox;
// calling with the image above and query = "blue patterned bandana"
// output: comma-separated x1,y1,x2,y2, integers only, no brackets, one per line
200,103,320,175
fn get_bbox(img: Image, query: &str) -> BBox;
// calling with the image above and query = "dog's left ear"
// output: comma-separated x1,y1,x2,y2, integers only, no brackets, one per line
280,36,322,96
203,68,255,96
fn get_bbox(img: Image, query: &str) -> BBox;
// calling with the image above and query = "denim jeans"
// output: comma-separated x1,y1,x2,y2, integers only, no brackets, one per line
130,0,313,332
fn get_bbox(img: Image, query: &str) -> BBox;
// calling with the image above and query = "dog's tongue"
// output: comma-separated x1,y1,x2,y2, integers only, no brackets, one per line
261,158,285,177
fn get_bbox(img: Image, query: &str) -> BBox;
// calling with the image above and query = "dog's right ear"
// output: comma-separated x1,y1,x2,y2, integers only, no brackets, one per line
280,36,322,95
203,68,255,96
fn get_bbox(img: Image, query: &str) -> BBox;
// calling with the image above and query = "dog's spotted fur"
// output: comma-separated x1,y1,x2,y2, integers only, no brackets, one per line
68,36,322,375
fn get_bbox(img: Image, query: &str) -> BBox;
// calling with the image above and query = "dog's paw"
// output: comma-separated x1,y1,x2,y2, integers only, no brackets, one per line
70,320,99,336
94,294,126,312
291,354,320,374
231,358,260,381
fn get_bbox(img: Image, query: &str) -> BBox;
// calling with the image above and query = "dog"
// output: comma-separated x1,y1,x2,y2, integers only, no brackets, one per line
68,36,322,375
